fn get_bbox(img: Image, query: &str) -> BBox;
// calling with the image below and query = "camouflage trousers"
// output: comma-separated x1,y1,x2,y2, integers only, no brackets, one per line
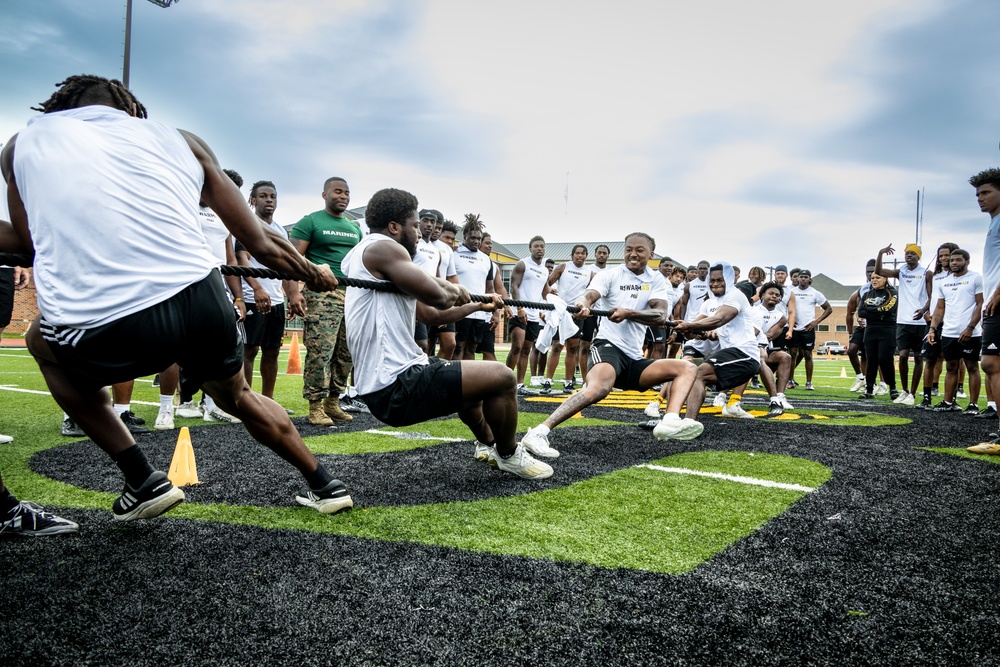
301,288,353,401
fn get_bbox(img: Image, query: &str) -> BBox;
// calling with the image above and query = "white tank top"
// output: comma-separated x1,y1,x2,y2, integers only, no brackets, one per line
557,262,593,304
518,256,548,322
12,106,217,328
343,235,428,395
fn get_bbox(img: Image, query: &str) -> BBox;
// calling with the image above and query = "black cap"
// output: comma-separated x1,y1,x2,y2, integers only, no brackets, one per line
866,258,877,268
799,269,811,277
418,209,443,224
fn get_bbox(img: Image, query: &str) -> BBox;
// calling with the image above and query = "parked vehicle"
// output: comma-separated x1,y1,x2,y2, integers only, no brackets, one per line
817,341,846,355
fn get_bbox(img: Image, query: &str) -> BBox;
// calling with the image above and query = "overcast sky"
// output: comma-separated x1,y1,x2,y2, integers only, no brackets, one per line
2,0,998,283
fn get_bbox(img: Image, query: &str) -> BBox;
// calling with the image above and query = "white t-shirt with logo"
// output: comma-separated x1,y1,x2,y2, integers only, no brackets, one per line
589,265,670,360
707,289,760,358
897,264,929,325
934,270,983,338
413,238,440,277
517,256,549,323
454,245,494,322
792,286,828,330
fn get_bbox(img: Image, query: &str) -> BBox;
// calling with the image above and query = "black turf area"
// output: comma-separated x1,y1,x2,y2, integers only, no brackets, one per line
4,399,1000,665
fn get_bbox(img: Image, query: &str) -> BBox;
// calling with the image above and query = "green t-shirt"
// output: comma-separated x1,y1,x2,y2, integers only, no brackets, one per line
289,210,363,278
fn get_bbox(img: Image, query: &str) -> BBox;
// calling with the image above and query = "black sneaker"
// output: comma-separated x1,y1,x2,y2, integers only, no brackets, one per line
540,379,553,394
767,403,785,417
563,378,577,392
294,479,353,515
151,374,160,388
890,390,900,401
0,501,78,537
61,417,85,437
975,406,999,419
932,401,962,413
638,418,659,430
112,472,185,522
963,405,981,416
916,396,932,409
857,393,875,400
349,397,369,413
121,411,150,434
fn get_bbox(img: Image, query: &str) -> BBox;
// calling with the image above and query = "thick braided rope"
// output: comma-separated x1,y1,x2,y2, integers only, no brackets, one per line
0,253,620,317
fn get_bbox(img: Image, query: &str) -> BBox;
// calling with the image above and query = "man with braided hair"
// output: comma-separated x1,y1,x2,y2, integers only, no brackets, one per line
453,214,497,360
1,74,353,522
289,177,362,426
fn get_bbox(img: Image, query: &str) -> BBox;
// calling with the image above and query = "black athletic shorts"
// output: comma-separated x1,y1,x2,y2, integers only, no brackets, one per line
705,348,761,391
682,343,706,359
243,302,286,349
588,339,655,390
982,314,1000,356
571,315,597,342
849,327,866,347
476,326,496,354
644,326,667,345
921,324,942,361
414,321,429,341
941,336,982,363
769,326,789,351
39,270,243,392
456,318,488,344
361,356,464,427
509,317,541,342
896,323,928,352
0,268,14,328
789,329,816,350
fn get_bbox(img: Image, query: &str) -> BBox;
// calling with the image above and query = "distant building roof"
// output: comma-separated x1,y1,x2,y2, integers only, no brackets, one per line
498,241,670,264
810,273,859,303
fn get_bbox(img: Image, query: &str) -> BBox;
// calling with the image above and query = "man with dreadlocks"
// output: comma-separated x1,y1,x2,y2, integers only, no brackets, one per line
453,214,497,360
0,75,353,523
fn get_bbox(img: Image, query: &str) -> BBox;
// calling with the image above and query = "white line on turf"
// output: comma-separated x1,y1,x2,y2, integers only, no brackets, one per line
637,464,816,493
0,385,159,407
363,429,465,442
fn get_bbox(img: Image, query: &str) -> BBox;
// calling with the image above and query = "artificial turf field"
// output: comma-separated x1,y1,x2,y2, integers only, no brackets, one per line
2,345,1000,666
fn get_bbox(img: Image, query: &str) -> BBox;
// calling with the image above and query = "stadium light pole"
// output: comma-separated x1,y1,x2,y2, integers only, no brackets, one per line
123,0,179,89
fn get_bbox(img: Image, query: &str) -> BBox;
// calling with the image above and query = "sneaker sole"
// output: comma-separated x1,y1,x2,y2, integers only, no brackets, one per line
653,421,704,441
114,486,186,522
294,495,354,514
493,462,554,479
175,411,203,419
521,442,560,459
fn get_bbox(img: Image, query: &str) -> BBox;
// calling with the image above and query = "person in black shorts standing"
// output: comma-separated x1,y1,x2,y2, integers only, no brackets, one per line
1,75,352,523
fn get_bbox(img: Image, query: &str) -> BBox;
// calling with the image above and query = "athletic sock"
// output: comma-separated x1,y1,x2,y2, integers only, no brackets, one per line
924,389,932,400
113,404,129,417
856,373,864,380
0,488,19,514
534,424,551,437
159,395,173,411
112,445,156,488
305,463,335,490
727,394,742,407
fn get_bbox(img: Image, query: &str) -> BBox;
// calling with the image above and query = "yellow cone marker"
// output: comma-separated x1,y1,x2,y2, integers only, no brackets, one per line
840,366,847,378
168,427,200,486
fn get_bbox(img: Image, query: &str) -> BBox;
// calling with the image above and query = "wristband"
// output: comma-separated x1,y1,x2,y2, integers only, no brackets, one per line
234,297,243,302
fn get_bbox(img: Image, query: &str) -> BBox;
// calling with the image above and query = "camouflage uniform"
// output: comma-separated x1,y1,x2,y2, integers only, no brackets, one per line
302,288,352,401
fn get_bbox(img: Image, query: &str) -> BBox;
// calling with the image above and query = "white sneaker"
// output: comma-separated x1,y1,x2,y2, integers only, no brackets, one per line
779,396,795,410
521,427,560,458
204,408,242,424
489,444,554,479
644,400,662,418
653,414,705,441
901,393,915,406
154,409,174,430
473,441,492,462
722,403,755,419
0,434,12,444
175,401,203,419
892,390,908,404
712,393,728,408
849,378,865,393
874,382,889,396
957,387,967,399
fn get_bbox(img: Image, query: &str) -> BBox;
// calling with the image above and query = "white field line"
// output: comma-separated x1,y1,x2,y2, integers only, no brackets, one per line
364,429,465,442
0,384,159,407
637,464,816,493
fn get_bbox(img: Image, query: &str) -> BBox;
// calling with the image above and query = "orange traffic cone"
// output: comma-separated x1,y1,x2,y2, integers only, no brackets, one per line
168,427,200,486
286,332,302,375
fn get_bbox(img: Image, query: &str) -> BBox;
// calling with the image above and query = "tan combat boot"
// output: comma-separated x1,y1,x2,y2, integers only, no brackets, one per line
323,396,353,422
308,400,334,426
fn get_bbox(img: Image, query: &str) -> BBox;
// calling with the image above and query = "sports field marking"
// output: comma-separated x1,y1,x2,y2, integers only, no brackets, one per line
363,429,465,442
638,464,817,493
0,384,159,406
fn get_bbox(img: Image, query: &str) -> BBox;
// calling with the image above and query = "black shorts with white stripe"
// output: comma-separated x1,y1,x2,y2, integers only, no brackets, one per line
705,347,761,391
